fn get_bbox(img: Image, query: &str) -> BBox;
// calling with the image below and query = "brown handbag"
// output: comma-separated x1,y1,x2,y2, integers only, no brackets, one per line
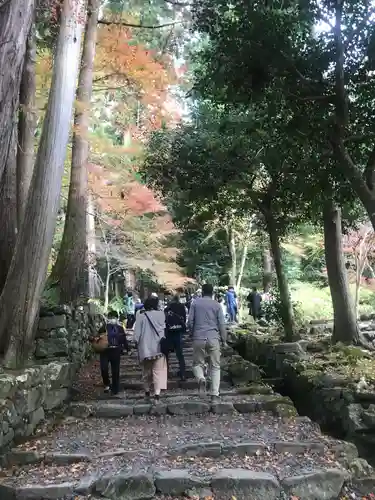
91,334,108,353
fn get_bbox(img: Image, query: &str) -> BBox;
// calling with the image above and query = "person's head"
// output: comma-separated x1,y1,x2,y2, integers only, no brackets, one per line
172,293,180,303
127,291,133,298
136,298,141,304
217,296,223,303
228,286,234,292
202,283,214,297
151,292,158,298
107,310,117,321
252,286,257,292
144,296,159,311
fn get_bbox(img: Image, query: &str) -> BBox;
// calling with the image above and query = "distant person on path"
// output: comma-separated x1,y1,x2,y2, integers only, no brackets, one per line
98,310,128,395
134,298,144,320
134,296,168,404
217,295,227,322
165,294,187,381
124,291,136,329
225,286,238,323
247,287,262,321
188,283,227,402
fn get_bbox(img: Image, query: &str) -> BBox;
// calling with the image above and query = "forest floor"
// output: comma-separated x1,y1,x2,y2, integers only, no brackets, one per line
0,333,374,499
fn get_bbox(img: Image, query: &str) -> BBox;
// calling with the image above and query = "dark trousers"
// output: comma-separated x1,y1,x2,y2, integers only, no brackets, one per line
126,314,135,329
100,348,121,394
166,330,186,379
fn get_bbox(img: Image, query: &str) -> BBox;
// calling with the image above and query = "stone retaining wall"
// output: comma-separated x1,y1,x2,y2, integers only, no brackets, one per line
0,306,92,452
232,330,375,462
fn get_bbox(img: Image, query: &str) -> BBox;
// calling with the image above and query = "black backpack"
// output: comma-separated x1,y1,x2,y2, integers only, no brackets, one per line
165,308,185,331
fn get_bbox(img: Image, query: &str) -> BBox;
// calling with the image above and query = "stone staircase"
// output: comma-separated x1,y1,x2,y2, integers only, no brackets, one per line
0,333,374,499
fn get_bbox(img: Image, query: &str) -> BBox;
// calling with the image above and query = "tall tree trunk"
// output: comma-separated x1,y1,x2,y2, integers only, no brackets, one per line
51,0,99,303
17,23,36,228
0,139,17,293
87,192,100,298
262,247,272,293
0,0,35,292
323,201,359,344
228,229,237,287
236,241,249,291
265,210,295,340
0,0,86,368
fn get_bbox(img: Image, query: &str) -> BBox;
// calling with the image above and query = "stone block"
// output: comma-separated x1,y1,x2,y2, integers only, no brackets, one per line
93,403,134,418
222,442,266,457
281,469,348,500
45,452,92,465
43,362,75,388
70,403,93,418
76,472,101,495
211,469,280,500
44,388,68,410
155,470,206,495
25,407,45,435
0,375,16,399
14,387,44,415
171,442,221,458
133,404,151,415
273,441,325,454
38,315,67,331
94,472,155,499
211,402,234,414
167,401,210,415
6,450,42,466
233,401,258,413
35,337,69,359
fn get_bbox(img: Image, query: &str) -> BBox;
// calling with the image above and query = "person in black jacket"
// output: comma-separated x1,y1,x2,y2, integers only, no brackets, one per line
98,310,129,395
165,294,186,381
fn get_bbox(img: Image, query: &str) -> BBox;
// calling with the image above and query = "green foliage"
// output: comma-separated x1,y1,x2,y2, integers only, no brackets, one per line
262,287,304,327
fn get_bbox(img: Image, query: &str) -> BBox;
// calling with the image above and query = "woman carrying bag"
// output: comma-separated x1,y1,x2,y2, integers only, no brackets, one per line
134,296,168,404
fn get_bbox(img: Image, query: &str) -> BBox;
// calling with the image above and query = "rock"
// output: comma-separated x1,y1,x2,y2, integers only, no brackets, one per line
352,476,375,495
44,388,68,410
273,441,325,454
170,442,221,458
76,472,101,495
331,441,358,464
211,402,234,414
38,315,67,331
12,482,75,499
35,337,69,358
211,470,280,500
223,355,262,384
14,388,44,415
1,429,15,447
233,401,258,413
45,452,92,465
6,450,42,466
236,384,273,395
350,458,374,478
342,403,367,434
281,469,348,500
362,404,375,428
273,403,298,418
155,470,206,495
93,403,134,418
222,442,266,456
167,401,210,415
94,471,155,499
185,487,213,499
43,362,75,388
133,404,151,415
26,406,45,435
150,404,167,415
273,342,308,361
70,403,92,418
0,375,16,399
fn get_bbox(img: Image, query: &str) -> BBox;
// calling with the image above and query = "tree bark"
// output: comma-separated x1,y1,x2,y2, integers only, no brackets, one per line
0,0,35,292
323,201,359,344
228,228,237,287
17,23,37,228
262,247,272,293
87,192,100,298
0,0,86,368
265,210,295,340
51,0,99,303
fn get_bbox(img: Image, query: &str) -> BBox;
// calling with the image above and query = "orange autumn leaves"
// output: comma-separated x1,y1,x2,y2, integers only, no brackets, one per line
95,24,176,132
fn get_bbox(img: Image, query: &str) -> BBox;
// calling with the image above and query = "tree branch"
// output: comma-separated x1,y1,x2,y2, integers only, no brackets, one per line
98,19,181,29
365,144,375,192
164,0,190,6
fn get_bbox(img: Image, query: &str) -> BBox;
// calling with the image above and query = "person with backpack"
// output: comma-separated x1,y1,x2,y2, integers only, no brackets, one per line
165,294,186,381
98,310,129,395
134,296,168,404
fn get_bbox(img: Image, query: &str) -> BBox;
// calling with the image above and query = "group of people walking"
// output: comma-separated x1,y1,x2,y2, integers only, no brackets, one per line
96,283,227,403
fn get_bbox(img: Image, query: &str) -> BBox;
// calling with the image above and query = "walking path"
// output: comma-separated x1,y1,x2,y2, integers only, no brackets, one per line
0,333,374,499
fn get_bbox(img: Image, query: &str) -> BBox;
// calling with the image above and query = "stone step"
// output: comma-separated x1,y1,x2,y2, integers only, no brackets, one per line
70,393,297,419
120,379,233,391
1,410,360,499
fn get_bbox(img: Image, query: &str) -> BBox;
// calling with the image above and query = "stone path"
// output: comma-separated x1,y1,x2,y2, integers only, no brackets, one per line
1,333,375,499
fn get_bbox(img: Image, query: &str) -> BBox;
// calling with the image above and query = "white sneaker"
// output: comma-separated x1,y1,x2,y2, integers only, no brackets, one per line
104,386,110,393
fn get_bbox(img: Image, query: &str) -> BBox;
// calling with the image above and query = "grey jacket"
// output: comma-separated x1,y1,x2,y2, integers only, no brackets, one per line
134,310,165,362
188,296,227,342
